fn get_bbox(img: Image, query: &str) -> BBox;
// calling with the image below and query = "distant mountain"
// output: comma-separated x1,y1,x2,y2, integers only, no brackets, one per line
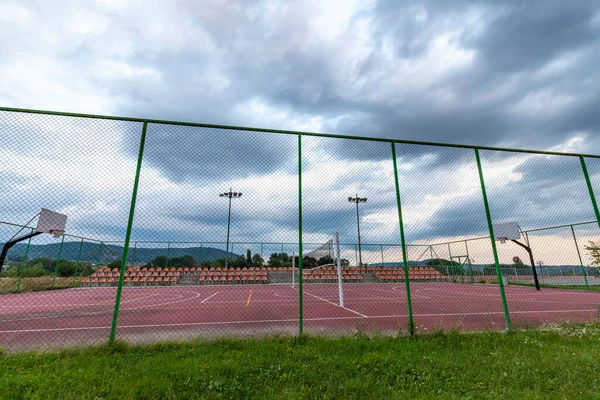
7,241,238,264
369,260,591,270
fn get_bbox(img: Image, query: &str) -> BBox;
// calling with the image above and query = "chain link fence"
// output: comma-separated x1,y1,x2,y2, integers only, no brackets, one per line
2,107,600,350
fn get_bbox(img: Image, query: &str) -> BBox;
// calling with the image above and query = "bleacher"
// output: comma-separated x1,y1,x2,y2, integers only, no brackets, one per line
363,266,447,282
82,267,182,286
302,266,363,283
81,265,449,287
198,267,268,285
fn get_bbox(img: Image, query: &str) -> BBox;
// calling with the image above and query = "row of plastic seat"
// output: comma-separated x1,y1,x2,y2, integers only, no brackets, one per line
89,270,182,278
376,270,446,282
81,276,180,286
198,275,268,284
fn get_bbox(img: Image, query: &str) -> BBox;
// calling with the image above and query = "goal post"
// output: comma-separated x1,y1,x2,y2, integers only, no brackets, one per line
335,232,343,307
300,234,344,307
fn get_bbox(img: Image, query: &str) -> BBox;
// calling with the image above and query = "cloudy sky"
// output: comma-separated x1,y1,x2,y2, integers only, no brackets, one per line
1,0,600,265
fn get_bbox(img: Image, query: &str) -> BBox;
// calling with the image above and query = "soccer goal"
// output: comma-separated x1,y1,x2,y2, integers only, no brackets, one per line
294,232,345,307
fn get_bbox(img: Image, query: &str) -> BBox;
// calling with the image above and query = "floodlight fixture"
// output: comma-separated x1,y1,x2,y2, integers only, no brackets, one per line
348,194,367,267
219,188,242,267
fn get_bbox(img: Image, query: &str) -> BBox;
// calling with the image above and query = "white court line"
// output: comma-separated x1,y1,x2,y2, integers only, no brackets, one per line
1,308,597,334
302,291,367,318
201,292,219,303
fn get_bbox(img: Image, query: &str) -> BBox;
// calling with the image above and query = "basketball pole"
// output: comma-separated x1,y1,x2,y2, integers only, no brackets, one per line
509,239,540,291
0,231,43,273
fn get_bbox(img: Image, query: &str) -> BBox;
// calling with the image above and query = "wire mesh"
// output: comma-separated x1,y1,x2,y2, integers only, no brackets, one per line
480,150,600,328
396,144,507,332
0,110,142,350
2,107,600,350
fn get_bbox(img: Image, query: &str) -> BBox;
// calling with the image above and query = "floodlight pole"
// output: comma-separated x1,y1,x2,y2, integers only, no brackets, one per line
349,194,366,267
510,240,540,291
220,188,242,268
0,231,43,273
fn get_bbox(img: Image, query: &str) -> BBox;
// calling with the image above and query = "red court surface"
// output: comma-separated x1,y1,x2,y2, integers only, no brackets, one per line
1,282,599,350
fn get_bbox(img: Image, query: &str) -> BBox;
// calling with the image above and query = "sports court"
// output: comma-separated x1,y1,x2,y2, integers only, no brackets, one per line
2,282,599,350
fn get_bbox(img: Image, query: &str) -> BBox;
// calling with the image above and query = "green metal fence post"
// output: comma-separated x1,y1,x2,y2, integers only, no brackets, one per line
580,156,600,229
475,148,511,331
571,225,589,290
391,142,415,335
109,121,147,343
298,133,304,334
73,238,84,287
51,234,65,288
16,228,34,293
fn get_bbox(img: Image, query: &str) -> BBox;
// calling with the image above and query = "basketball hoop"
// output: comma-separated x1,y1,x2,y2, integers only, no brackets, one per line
49,230,65,238
499,237,507,244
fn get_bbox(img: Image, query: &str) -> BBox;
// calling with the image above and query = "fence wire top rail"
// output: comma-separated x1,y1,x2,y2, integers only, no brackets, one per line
2,106,600,158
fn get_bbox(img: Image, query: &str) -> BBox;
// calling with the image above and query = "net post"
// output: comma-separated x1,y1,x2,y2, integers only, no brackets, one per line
298,133,304,335
110,121,147,343
391,142,415,335
474,148,511,332
570,225,589,290
335,232,344,307
51,233,65,289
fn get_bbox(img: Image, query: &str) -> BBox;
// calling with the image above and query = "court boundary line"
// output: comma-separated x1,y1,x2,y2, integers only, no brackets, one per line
302,290,367,317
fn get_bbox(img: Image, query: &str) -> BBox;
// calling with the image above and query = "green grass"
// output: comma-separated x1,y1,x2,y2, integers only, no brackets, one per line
2,324,600,399
0,276,83,294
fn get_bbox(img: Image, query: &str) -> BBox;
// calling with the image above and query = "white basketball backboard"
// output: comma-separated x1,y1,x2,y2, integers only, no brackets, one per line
492,222,521,241
36,208,67,235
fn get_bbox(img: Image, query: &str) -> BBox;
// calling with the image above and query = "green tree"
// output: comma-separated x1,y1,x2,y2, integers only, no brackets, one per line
232,255,247,268
317,255,334,266
512,256,525,267
22,263,49,277
246,249,252,265
585,241,600,266
252,253,264,266
27,257,56,273
56,260,78,277
145,256,168,269
170,255,196,268
268,255,281,268
0,265,19,278
107,260,122,269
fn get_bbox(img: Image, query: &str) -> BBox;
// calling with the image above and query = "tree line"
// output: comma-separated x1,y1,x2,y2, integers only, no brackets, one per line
0,257,94,278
